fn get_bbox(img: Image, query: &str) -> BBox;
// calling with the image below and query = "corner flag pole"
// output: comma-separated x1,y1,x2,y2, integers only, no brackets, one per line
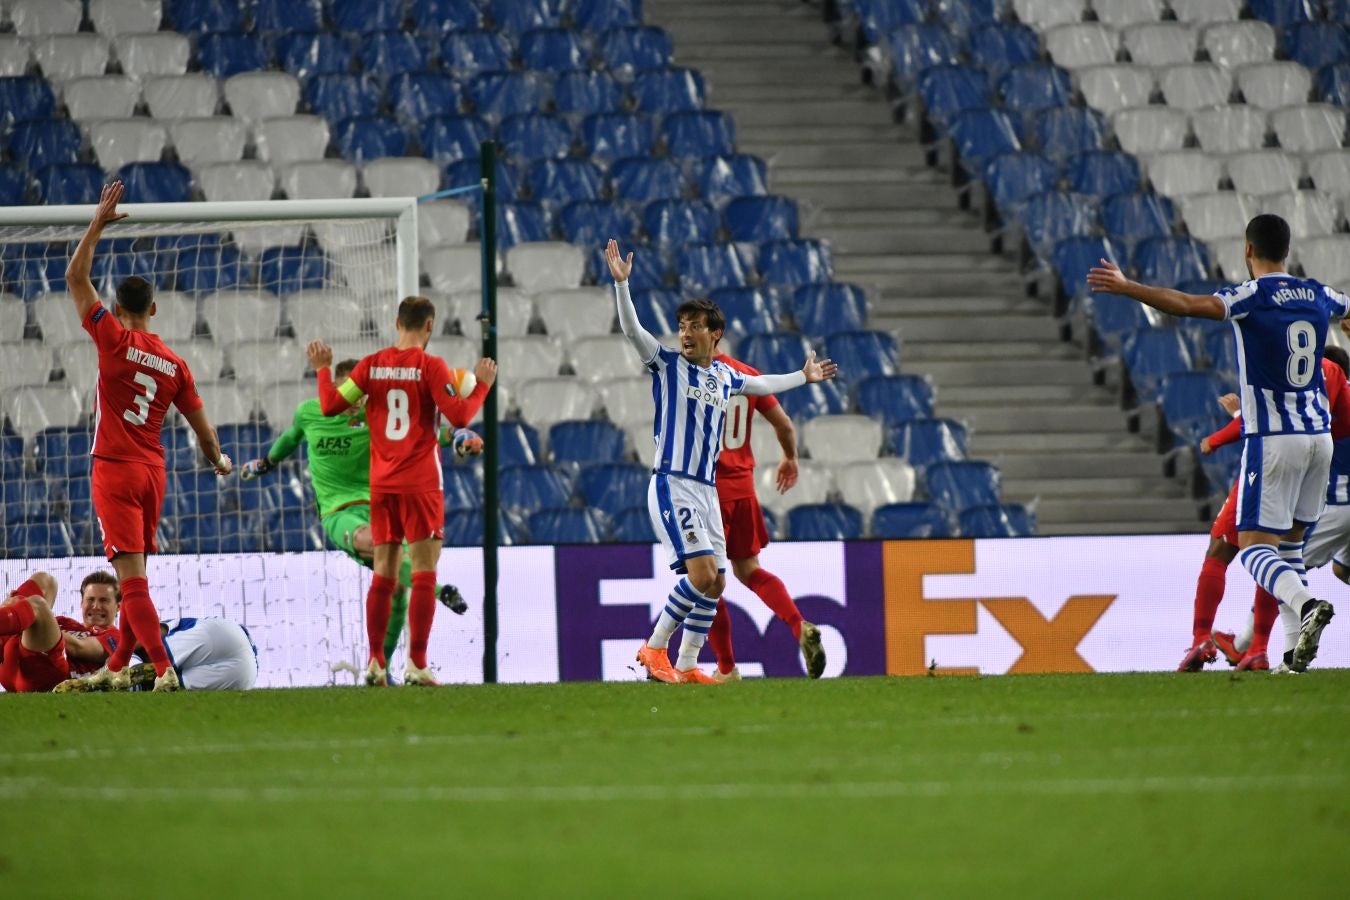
479,142,500,684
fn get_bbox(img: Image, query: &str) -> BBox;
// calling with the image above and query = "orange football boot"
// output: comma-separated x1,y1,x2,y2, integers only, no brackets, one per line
676,666,720,685
636,644,680,683
1212,631,1243,667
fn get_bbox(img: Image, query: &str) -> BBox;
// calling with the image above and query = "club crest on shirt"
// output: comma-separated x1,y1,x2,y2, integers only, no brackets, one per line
686,530,697,543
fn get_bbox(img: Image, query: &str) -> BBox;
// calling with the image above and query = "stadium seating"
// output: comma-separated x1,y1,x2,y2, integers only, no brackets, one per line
872,502,952,539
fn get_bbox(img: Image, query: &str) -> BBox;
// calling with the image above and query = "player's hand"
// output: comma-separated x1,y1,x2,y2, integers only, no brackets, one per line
802,350,837,383
776,457,798,494
1218,393,1240,416
452,428,484,458
306,339,333,371
1086,258,1131,294
93,181,129,227
212,452,233,476
473,357,497,388
1199,438,1213,455
604,239,633,283
240,457,274,480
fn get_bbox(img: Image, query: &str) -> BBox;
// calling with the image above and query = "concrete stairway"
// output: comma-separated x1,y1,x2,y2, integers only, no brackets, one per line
644,0,1207,535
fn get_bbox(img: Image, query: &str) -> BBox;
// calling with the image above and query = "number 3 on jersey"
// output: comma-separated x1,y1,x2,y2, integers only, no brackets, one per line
386,388,410,440
1287,321,1317,388
122,371,158,425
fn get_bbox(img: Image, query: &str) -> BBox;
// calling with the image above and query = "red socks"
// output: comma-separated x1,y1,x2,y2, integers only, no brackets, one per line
708,599,736,674
746,568,803,640
107,577,171,676
407,571,437,670
1250,588,1279,656
0,597,37,635
1192,555,1228,643
366,574,397,667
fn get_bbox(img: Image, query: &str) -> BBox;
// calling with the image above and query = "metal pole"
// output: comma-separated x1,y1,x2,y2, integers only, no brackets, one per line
479,142,500,685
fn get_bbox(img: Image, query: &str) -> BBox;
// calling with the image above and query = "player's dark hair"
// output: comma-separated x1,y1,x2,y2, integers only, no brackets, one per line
675,298,725,336
1245,214,1291,264
1326,344,1349,378
396,295,436,332
79,570,120,602
334,358,359,380
116,276,153,315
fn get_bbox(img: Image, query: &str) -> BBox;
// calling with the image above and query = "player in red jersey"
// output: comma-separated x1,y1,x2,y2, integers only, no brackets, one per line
1180,346,1350,672
704,352,827,681
63,182,232,693
1,572,119,693
311,295,495,687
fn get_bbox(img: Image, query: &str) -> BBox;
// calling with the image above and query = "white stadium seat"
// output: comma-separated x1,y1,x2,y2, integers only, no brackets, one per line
196,382,255,424
1044,24,1119,70
0,36,32,77
143,74,219,120
426,335,478,369
32,295,84,345
496,336,566,385
147,290,199,342
1159,64,1232,111
1123,23,1197,68
419,202,472,248
570,335,638,383
64,76,140,122
280,160,358,200
12,344,55,386
228,339,305,385
90,0,162,36
253,116,331,167
223,72,301,124
1145,150,1223,197
113,32,190,80
10,0,83,38
256,380,315,428
1225,150,1301,195
494,287,536,337
1012,0,1087,30
800,415,884,463
1271,105,1348,154
1201,21,1275,69
90,118,168,172
1191,105,1269,153
1089,0,1164,29
425,244,496,294
1168,0,1241,24
327,338,382,368
428,289,476,333
1298,236,1350,286
8,385,85,440
33,34,110,84
200,292,283,343
1258,190,1340,240
1309,150,1350,211
749,410,786,464
756,460,834,514
1236,62,1312,111
172,118,249,169
197,161,276,203
0,298,29,343
836,459,917,519
1110,106,1189,156
599,376,650,426
176,341,225,383
286,291,366,342
1179,192,1253,241
505,242,587,294
56,342,98,390
517,377,599,428
534,288,615,342
1206,238,1248,282
362,158,440,198
1077,65,1155,116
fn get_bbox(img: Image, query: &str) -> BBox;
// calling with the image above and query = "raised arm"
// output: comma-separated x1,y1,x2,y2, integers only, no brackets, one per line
182,406,232,475
740,350,838,396
760,402,798,494
66,182,129,322
432,357,495,428
307,340,365,416
1086,259,1225,320
606,239,662,364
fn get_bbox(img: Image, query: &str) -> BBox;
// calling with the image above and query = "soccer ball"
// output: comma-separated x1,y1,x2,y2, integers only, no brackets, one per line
446,367,477,398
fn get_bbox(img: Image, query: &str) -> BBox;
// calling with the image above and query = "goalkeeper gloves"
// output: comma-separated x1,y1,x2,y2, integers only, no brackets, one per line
239,457,274,480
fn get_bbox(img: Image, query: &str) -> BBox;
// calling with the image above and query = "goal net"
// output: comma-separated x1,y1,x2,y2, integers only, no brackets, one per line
0,197,488,687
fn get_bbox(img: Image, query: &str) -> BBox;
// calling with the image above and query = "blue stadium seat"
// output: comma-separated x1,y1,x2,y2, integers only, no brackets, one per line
264,509,323,552
0,76,55,128
259,246,327,295
444,508,524,546
232,477,280,513
389,73,462,123
581,113,656,165
6,478,49,525
559,200,640,245
856,374,935,425
958,503,1033,538
440,30,513,79
92,250,167,294
198,33,270,79
662,110,736,158
34,165,101,205
935,0,1003,37
304,74,383,121
166,0,243,33
948,108,1022,171
252,0,322,32
788,503,864,540
1284,23,1350,70
519,28,589,72
530,159,605,208
445,157,524,210
1316,62,1350,106
871,502,952,538
925,460,1000,512
574,0,642,33
1161,370,1231,445
596,26,673,78
2,251,66,300
678,243,750,294
724,196,798,242
1248,0,1316,29
1133,237,1212,289
1082,293,1155,350
610,156,687,204
38,426,91,478
358,31,432,80
1034,107,1106,162
118,163,193,203
632,67,705,113
695,154,770,202
968,23,1040,78
334,116,409,162
174,470,223,517
643,199,719,248
275,32,352,80
776,379,848,421
216,423,272,464
422,115,492,165
626,289,676,334
824,330,899,384
469,72,549,121
1,431,24,481
791,283,868,336
409,0,483,35
173,244,247,294
1199,439,1242,495
891,418,968,467
1102,192,1175,253
494,202,552,249
757,240,832,287
982,152,1058,217
918,66,991,127
528,507,609,543
161,425,201,471
7,120,82,170
498,113,574,164
997,64,1074,120
549,420,627,466
888,25,962,85
441,464,482,510
1066,151,1141,198
855,0,927,46
332,0,406,33
708,286,779,336
1123,328,1194,402
500,464,573,515
555,71,624,117
588,242,667,289
576,463,649,517
1201,319,1238,378
491,0,564,33
1020,191,1099,251
64,476,92,523
498,419,543,467
738,333,813,377
10,522,75,558
1052,235,1125,301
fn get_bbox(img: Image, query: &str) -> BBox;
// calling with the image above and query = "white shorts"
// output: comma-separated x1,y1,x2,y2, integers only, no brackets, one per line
163,618,259,691
1305,503,1350,570
1237,433,1333,533
647,472,727,573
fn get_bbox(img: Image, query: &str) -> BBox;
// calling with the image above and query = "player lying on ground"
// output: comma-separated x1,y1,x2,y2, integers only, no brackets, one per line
1089,213,1349,672
56,616,259,692
65,182,232,693
705,347,826,681
1,572,119,693
605,240,838,685
240,356,478,669
314,295,496,687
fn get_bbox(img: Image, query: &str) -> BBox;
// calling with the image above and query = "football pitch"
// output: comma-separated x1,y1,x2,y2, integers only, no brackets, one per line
3,672,1348,898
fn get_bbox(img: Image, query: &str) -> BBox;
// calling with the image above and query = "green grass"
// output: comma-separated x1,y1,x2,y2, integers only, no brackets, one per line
4,673,1349,898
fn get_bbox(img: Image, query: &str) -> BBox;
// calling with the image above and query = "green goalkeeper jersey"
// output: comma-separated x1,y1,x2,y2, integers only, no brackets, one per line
268,398,373,516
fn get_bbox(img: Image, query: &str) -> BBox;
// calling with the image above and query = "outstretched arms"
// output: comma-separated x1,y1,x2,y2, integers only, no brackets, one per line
307,340,365,416
606,239,662,365
740,351,838,396
67,181,128,322
1086,259,1226,320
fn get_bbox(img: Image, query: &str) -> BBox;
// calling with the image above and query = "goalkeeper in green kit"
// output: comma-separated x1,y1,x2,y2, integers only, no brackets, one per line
241,358,480,665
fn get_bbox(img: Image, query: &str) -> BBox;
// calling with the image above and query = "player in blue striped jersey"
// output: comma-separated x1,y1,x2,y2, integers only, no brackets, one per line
605,240,838,684
1089,214,1350,671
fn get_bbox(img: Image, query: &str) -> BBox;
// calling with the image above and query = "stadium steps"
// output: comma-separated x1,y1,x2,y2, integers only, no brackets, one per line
647,0,1203,537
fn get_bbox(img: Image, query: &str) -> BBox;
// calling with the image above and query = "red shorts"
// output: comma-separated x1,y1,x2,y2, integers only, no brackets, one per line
370,490,444,545
0,634,70,693
721,494,770,561
92,457,165,560
1211,482,1239,546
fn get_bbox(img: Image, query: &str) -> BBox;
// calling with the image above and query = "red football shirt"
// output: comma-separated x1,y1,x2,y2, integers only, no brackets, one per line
320,345,488,493
714,354,780,502
55,615,118,675
83,301,202,467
